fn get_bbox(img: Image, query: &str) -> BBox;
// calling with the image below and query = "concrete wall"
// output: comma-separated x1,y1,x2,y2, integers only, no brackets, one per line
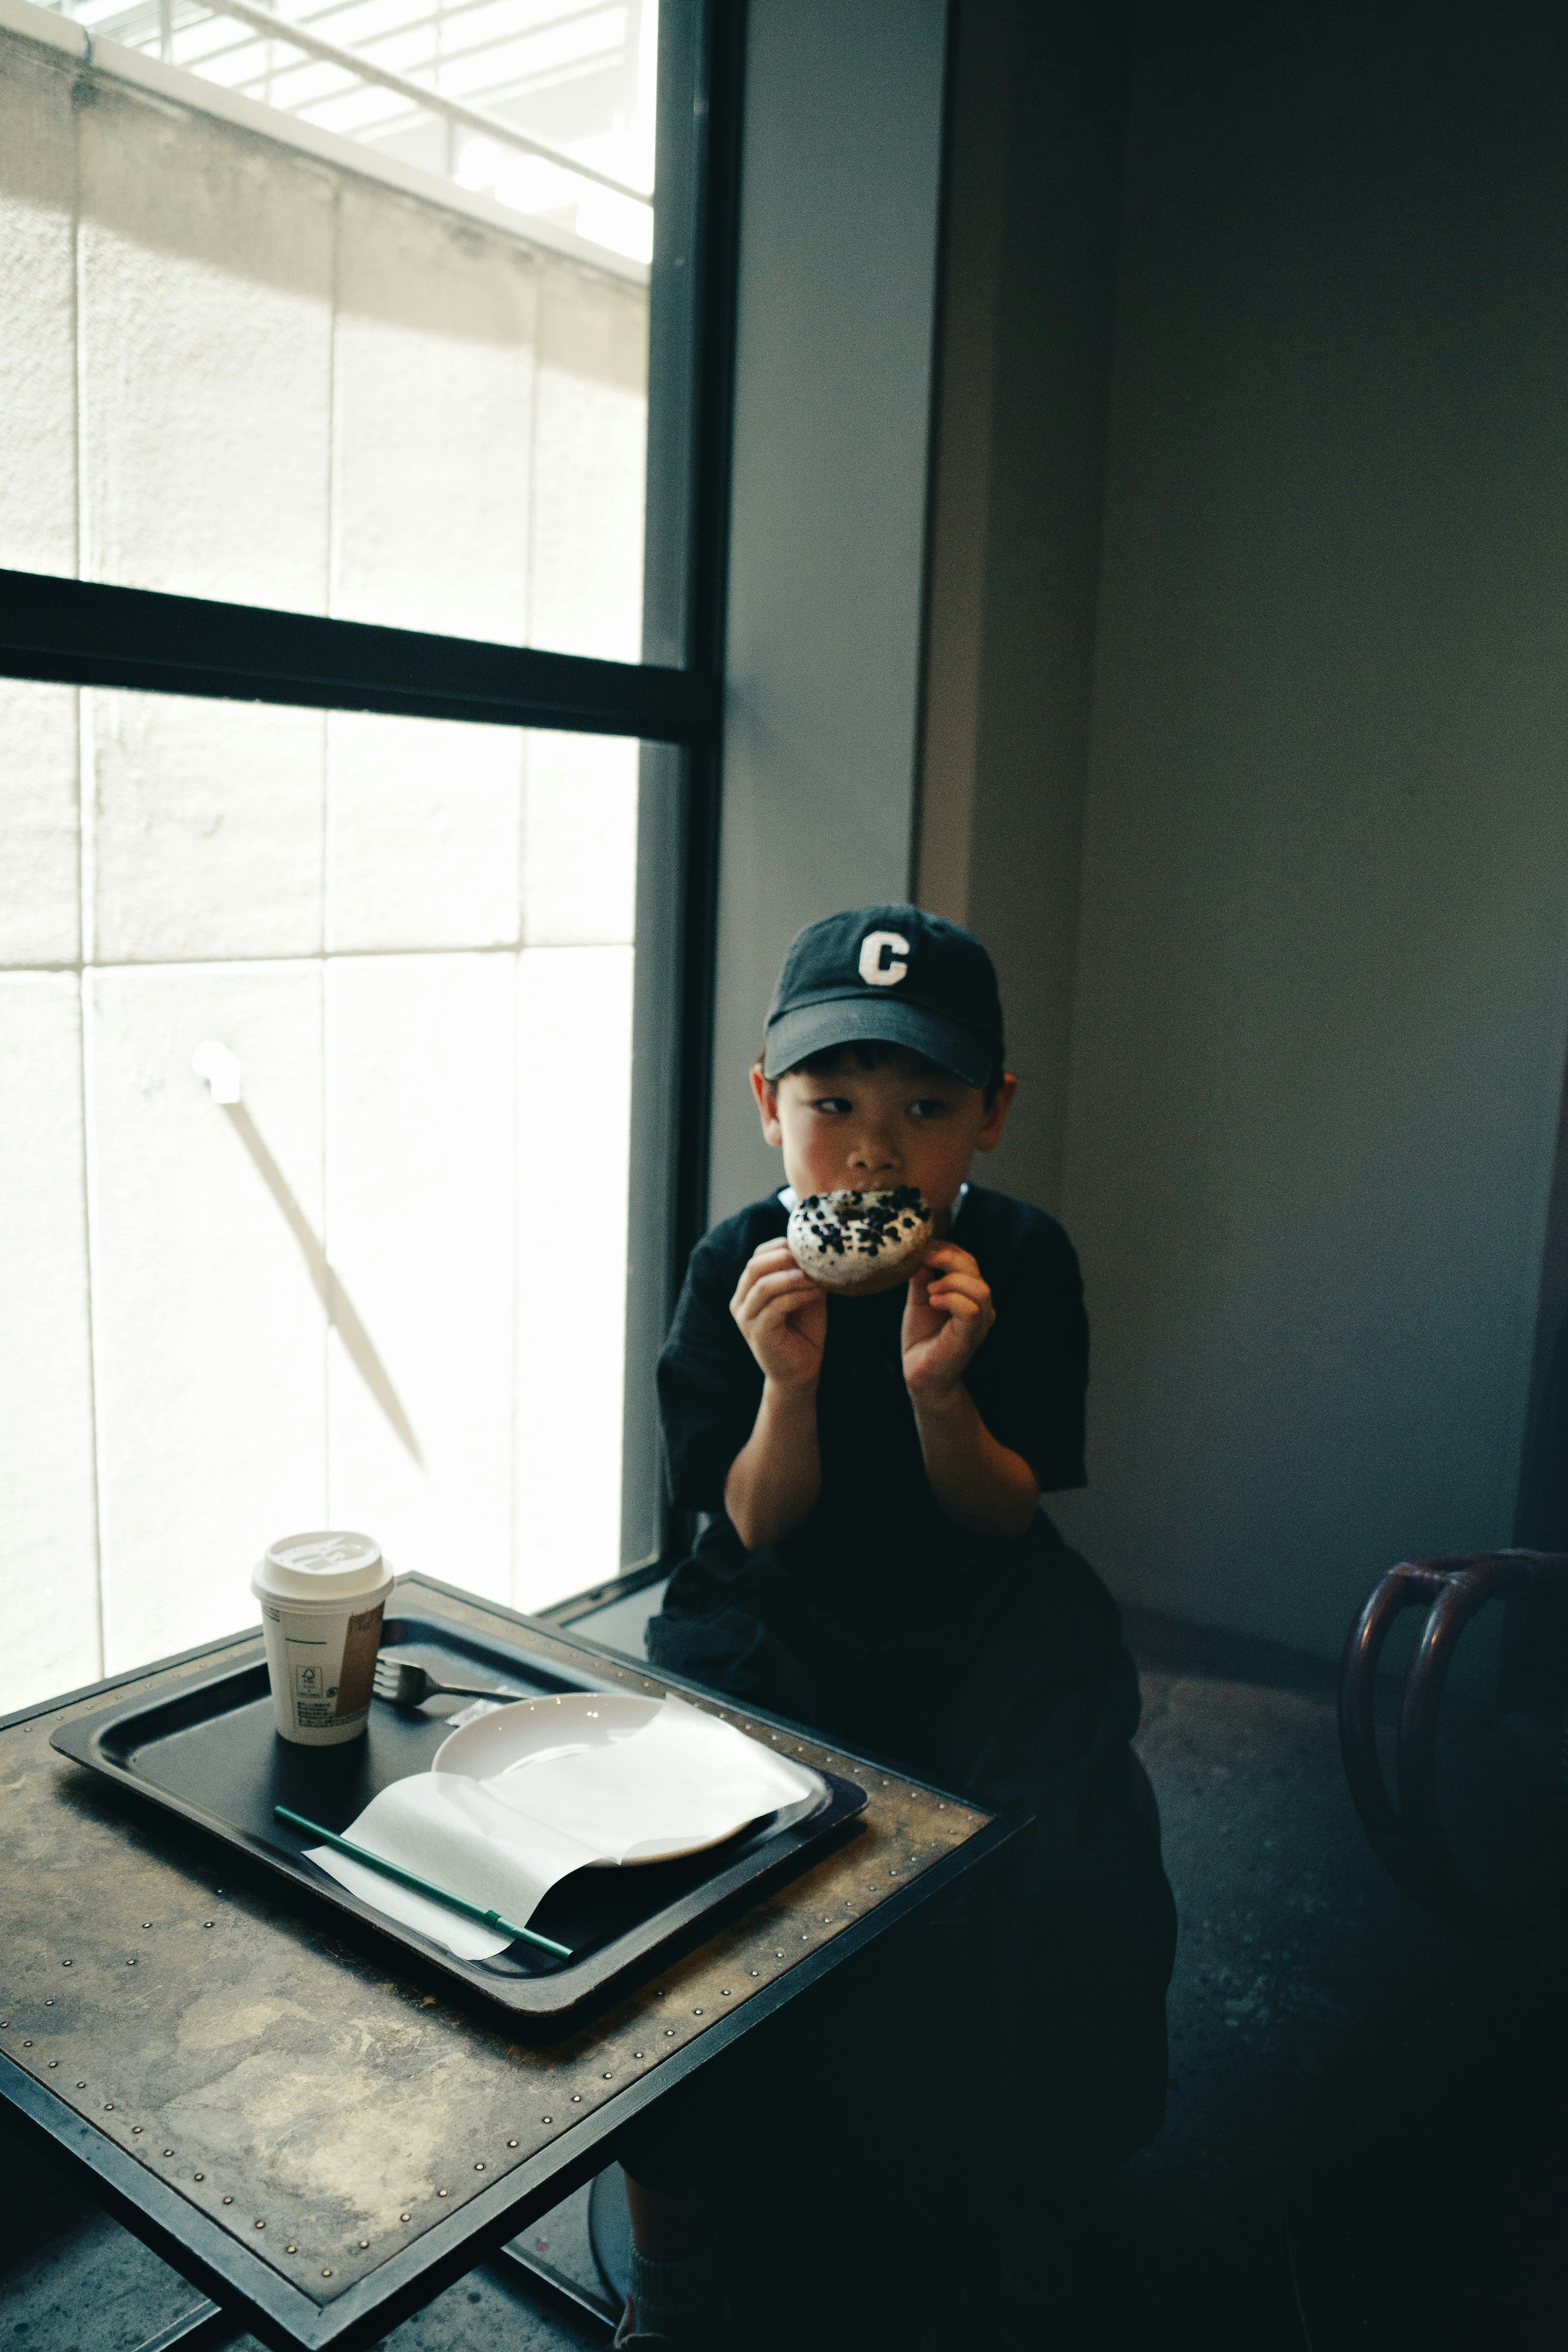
1049,0,1568,1656
0,2,646,651
0,21,648,1707
706,0,949,1220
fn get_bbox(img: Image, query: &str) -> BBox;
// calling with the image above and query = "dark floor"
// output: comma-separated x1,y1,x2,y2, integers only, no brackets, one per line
5,1604,1566,2352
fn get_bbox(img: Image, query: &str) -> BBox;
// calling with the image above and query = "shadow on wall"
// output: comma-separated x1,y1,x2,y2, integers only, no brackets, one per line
194,1040,421,1466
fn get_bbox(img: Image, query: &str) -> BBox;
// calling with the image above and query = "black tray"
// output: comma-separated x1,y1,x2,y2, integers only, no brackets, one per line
51,1603,866,2018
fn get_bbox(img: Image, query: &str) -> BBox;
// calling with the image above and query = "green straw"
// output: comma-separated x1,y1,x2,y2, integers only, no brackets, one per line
274,1803,572,1961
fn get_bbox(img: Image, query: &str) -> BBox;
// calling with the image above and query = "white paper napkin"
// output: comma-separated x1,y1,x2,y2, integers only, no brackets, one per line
307,1697,821,1960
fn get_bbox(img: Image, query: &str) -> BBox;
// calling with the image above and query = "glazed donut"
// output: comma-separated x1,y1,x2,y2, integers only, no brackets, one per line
786,1186,933,1294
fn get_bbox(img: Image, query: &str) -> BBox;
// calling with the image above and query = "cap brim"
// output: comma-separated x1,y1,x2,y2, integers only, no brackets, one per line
762,997,995,1088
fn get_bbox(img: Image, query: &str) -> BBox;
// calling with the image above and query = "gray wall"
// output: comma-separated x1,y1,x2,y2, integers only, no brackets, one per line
1051,0,1568,1657
917,0,1131,1215
707,0,949,1221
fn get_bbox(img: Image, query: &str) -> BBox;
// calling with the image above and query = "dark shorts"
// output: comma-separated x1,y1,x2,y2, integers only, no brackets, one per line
617,1517,1178,2204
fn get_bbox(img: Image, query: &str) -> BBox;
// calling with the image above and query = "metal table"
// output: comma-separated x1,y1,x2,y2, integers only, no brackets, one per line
0,1574,1016,2352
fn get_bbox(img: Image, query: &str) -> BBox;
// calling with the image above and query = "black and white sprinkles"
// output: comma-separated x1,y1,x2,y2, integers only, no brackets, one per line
786,1186,933,1293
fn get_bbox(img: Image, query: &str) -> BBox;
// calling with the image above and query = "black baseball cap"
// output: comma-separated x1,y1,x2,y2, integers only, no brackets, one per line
762,905,1004,1090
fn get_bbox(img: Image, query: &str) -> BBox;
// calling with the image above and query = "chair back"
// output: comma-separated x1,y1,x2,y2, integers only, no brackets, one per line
1339,1550,1568,1932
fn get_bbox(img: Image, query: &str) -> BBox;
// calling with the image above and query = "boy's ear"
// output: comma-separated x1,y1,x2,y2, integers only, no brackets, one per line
974,1072,1018,1153
750,1061,784,1147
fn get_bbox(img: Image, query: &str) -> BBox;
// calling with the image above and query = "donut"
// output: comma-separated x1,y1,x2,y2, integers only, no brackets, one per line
786,1186,933,1294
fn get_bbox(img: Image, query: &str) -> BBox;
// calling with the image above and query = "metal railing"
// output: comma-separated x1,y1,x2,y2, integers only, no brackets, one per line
60,0,652,203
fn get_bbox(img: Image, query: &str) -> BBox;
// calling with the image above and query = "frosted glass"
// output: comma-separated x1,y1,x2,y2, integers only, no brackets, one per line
0,679,80,966
78,80,334,608
323,952,517,1602
90,960,330,1671
327,710,523,953
0,40,77,580
0,975,100,1711
90,691,326,962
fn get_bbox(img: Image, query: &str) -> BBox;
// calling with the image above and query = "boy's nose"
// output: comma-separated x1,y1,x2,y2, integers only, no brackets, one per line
848,1129,900,1176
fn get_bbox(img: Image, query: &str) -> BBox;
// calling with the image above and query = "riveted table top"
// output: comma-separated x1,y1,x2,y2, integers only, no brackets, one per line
0,1577,997,2341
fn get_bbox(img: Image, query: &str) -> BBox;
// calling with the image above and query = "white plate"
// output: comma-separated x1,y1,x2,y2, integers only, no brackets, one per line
431,1693,761,1866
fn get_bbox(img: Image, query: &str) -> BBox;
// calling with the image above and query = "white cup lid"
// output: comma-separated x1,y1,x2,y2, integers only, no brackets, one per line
255,1530,387,1602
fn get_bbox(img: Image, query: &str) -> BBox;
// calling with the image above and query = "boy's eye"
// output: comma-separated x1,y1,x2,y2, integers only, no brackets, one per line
907,1098,950,1120
810,1096,853,1115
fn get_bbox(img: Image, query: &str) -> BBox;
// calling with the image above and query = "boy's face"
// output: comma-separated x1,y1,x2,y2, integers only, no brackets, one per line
750,1048,1016,1216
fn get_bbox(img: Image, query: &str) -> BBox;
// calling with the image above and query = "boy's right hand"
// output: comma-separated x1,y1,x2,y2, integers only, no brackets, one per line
730,1239,827,1390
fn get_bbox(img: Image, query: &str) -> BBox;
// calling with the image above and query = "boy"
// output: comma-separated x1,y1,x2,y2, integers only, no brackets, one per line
614,907,1176,2350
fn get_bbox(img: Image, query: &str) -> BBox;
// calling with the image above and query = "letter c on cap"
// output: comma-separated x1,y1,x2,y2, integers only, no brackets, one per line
859,930,910,987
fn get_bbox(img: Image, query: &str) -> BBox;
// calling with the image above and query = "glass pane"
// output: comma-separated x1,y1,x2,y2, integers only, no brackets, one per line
0,676,644,1710
0,0,656,654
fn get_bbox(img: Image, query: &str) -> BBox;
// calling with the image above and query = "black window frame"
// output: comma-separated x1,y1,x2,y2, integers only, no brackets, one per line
0,0,746,1591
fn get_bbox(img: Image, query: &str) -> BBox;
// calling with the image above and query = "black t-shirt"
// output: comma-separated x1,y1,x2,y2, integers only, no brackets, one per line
657,1184,1088,1590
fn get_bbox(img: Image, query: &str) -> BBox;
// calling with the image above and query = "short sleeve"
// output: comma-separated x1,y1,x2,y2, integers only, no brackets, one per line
964,1212,1088,1492
657,1225,767,1512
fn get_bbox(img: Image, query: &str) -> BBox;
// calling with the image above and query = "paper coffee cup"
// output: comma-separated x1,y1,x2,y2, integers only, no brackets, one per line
252,1531,393,1747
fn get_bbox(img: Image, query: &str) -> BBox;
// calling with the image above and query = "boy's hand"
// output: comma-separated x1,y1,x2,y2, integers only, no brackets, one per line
901,1243,995,1401
731,1239,828,1390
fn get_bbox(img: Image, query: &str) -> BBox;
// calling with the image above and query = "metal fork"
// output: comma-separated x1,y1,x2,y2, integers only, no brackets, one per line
372,1657,527,1709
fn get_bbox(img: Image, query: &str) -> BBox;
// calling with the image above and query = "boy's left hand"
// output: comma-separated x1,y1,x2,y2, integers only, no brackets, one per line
901,1243,996,1401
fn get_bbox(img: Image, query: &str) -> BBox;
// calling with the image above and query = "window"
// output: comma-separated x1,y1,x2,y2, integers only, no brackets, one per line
0,0,733,1711
4,0,653,649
